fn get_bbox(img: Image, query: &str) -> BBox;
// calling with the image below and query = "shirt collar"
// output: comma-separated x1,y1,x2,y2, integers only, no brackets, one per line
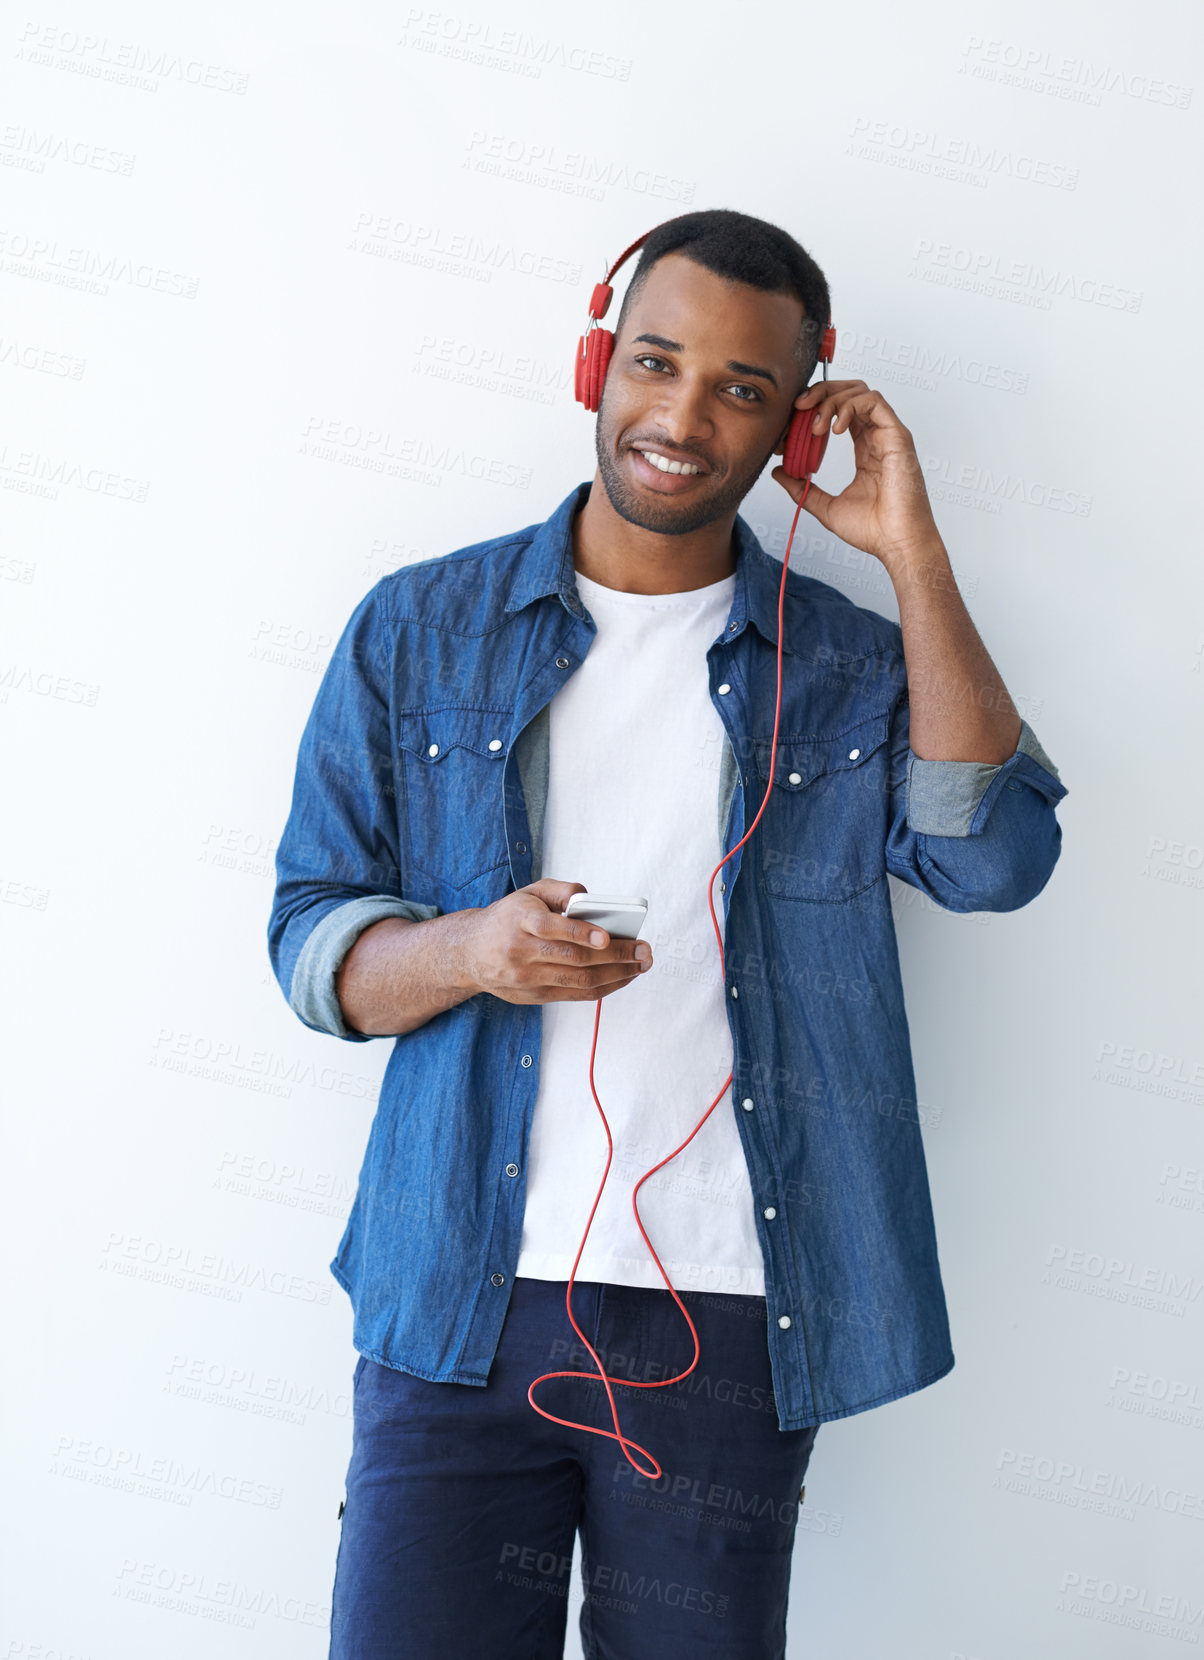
504,480,796,655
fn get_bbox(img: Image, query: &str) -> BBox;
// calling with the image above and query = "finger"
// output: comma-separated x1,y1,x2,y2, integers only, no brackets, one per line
530,930,652,968
523,877,587,911
525,911,654,968
503,962,645,1006
771,466,837,525
537,960,646,997
804,390,858,433
579,961,648,998
589,957,648,987
521,896,609,950
772,466,808,505
811,387,900,436
793,379,866,408
595,970,647,999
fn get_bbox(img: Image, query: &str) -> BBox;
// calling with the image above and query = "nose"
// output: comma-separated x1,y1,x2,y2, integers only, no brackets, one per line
649,373,714,447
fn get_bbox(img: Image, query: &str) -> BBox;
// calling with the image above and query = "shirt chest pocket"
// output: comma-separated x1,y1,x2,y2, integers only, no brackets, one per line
750,710,892,903
398,708,512,893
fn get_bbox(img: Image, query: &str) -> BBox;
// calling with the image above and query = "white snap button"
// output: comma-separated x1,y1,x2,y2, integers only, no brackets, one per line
428,743,439,758
730,986,738,999
717,683,731,695
520,1054,533,1068
741,1098,755,1112
788,772,802,785
489,739,502,752
848,747,860,760
778,1315,792,1330
763,1206,777,1220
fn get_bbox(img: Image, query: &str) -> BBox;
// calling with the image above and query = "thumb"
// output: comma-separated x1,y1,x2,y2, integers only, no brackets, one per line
522,877,587,913
796,479,837,529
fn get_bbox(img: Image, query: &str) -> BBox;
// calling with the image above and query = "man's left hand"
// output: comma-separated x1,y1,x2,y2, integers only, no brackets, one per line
771,380,943,571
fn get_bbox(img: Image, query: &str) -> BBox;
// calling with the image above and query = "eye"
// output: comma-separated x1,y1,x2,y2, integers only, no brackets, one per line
633,356,763,404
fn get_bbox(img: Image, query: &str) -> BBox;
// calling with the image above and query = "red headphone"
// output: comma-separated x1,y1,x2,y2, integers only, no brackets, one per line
572,224,838,481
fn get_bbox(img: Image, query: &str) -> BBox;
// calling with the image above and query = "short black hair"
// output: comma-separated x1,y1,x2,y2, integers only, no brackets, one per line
611,208,831,393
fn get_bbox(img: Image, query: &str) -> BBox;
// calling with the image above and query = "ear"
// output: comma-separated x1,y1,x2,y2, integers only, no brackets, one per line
772,418,792,458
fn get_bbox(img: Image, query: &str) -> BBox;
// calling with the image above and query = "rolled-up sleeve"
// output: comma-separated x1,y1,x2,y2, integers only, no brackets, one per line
885,686,1069,913
266,579,439,1041
288,894,438,1039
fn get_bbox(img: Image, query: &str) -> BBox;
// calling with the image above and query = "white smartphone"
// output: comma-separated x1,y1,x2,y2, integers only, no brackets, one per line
564,893,649,940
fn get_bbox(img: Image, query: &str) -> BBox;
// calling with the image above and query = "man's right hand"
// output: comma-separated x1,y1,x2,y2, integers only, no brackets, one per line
458,879,653,1006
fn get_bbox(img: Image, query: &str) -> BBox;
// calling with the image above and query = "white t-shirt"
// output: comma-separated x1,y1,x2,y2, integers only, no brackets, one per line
514,566,767,1297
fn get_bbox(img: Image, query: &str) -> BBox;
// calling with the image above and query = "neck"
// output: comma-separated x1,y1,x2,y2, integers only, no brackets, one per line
571,470,738,595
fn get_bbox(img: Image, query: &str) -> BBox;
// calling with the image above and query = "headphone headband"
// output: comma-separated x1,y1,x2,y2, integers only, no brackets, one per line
586,220,672,325
585,226,834,367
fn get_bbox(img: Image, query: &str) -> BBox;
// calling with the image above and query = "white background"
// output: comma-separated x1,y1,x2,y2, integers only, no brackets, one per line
3,1,1203,1655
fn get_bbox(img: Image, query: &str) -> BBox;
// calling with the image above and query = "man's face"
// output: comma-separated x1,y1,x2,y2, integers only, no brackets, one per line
594,250,809,537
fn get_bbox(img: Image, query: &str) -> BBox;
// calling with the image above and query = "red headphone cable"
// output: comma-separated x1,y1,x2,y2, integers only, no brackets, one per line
527,482,811,1479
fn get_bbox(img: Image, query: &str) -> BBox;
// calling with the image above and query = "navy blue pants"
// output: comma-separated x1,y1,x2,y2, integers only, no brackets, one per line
329,1277,820,1658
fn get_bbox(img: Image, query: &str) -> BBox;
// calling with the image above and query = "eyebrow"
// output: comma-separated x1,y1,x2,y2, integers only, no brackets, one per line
631,332,780,390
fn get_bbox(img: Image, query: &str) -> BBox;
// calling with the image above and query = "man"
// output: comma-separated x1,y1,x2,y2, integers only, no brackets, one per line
268,208,1069,1659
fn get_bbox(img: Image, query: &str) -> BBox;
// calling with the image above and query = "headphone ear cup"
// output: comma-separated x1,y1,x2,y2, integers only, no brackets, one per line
574,329,614,412
587,328,614,413
782,409,830,481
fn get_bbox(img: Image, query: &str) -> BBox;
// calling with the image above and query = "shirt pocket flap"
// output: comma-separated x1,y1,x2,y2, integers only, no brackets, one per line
752,709,892,791
398,710,510,766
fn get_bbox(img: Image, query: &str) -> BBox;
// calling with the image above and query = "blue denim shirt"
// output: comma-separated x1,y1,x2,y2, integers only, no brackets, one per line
267,480,1069,1429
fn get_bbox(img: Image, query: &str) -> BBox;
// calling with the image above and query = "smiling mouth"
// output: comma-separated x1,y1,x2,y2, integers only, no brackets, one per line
635,446,704,476
628,445,710,487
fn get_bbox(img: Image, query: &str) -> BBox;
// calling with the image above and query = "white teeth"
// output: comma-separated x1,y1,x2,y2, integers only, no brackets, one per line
639,449,701,476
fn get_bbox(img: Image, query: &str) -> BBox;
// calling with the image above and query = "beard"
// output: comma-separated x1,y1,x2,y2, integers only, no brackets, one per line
594,394,779,537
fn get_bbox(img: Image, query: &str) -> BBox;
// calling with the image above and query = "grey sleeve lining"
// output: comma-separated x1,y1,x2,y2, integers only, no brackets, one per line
907,717,1062,837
